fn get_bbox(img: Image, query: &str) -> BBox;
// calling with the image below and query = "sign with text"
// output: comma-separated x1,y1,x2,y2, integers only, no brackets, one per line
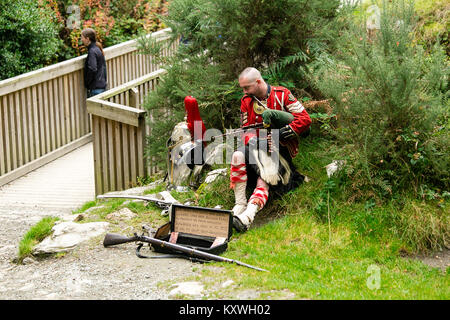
173,206,230,238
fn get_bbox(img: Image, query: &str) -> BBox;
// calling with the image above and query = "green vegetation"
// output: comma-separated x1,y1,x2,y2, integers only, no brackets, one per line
140,0,344,166
309,0,449,199
0,0,62,80
217,213,448,299
18,216,60,263
0,0,167,80
180,131,449,299
66,120,448,299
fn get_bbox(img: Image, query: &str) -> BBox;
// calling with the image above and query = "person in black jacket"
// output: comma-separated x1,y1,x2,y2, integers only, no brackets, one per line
81,28,107,98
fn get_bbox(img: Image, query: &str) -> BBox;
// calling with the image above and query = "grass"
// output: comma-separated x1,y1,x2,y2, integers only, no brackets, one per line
188,128,449,299
26,124,447,299
18,216,60,263
214,213,449,299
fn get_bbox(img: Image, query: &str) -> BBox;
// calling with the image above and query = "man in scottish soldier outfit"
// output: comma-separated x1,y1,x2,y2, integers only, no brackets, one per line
231,67,312,232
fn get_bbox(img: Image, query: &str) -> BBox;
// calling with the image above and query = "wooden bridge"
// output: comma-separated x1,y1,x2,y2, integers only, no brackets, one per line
0,28,176,211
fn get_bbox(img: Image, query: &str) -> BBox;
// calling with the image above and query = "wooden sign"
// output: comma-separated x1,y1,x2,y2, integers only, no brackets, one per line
172,206,230,238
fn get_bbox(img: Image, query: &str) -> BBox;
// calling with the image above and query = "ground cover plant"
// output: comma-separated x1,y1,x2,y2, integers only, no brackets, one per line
17,216,60,263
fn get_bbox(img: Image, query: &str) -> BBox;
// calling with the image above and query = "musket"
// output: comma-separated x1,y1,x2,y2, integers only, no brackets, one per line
103,232,268,272
210,122,269,142
97,194,175,210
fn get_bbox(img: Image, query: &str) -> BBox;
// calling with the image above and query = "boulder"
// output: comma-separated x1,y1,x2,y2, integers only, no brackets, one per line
33,221,109,255
204,168,227,184
168,281,204,298
105,207,136,221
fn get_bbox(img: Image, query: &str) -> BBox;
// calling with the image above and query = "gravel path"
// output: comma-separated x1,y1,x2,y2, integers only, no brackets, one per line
0,144,204,300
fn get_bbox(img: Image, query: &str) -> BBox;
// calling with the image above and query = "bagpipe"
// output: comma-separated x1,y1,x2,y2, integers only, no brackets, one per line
166,96,309,185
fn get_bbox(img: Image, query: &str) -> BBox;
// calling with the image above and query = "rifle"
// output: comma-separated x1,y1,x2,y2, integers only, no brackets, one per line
103,232,268,272
97,194,176,210
210,122,268,142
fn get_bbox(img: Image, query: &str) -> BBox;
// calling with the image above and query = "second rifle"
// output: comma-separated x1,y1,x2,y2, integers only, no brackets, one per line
103,232,268,272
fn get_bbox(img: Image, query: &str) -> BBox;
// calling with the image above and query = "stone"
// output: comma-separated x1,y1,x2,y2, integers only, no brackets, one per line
168,281,204,298
325,160,346,178
204,168,227,184
33,221,109,254
155,191,180,204
22,257,36,265
105,207,136,221
221,279,234,288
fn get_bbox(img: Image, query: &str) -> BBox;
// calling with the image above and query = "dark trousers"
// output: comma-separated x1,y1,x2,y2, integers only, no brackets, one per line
87,88,106,98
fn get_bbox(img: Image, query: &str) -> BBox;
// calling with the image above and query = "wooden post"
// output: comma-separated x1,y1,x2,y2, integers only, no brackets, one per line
129,87,139,109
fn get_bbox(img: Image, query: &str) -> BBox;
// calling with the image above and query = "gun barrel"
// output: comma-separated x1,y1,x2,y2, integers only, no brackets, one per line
138,235,268,272
103,233,138,247
103,232,268,272
97,194,172,204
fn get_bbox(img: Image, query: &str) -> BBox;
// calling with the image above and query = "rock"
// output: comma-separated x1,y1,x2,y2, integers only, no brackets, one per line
59,214,85,223
174,186,190,192
221,279,234,288
33,221,109,255
22,257,36,265
105,208,136,221
204,168,227,184
155,191,180,204
325,160,346,178
84,205,106,214
169,281,204,298
73,214,86,222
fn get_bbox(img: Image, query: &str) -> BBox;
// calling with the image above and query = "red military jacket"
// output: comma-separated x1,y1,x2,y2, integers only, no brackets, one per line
240,86,311,158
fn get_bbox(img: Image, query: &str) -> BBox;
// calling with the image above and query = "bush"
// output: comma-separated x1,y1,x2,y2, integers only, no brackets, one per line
414,0,449,54
140,0,344,167
309,0,449,198
0,0,62,80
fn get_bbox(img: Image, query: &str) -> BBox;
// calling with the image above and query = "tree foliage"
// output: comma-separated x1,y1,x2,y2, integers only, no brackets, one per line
39,0,168,59
0,0,62,80
309,0,449,198
140,0,343,166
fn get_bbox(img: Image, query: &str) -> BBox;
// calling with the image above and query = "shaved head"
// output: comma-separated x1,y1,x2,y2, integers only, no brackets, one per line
238,67,267,99
239,67,262,82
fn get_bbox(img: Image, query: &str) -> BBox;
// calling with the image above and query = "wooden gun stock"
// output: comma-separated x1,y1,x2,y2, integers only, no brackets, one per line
103,233,139,247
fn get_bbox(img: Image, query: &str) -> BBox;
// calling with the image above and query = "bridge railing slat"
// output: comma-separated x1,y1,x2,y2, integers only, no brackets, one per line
86,68,169,195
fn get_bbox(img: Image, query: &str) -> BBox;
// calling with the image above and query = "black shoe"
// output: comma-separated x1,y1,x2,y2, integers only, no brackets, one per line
233,216,248,233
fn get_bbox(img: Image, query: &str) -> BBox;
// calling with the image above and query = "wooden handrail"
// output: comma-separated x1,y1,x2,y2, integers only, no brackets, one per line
86,62,171,195
93,69,167,101
87,99,146,127
0,29,172,96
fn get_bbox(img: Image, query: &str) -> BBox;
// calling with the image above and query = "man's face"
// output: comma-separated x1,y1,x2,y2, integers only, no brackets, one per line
239,77,261,97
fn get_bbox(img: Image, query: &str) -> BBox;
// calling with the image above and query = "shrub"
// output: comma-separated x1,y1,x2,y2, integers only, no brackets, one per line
309,0,449,199
0,0,62,80
140,0,344,167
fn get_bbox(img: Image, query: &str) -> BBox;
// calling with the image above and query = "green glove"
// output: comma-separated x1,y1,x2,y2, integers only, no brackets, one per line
261,109,294,129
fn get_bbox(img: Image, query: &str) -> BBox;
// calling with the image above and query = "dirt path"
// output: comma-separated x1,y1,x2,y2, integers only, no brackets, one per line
0,206,207,300
0,144,207,300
